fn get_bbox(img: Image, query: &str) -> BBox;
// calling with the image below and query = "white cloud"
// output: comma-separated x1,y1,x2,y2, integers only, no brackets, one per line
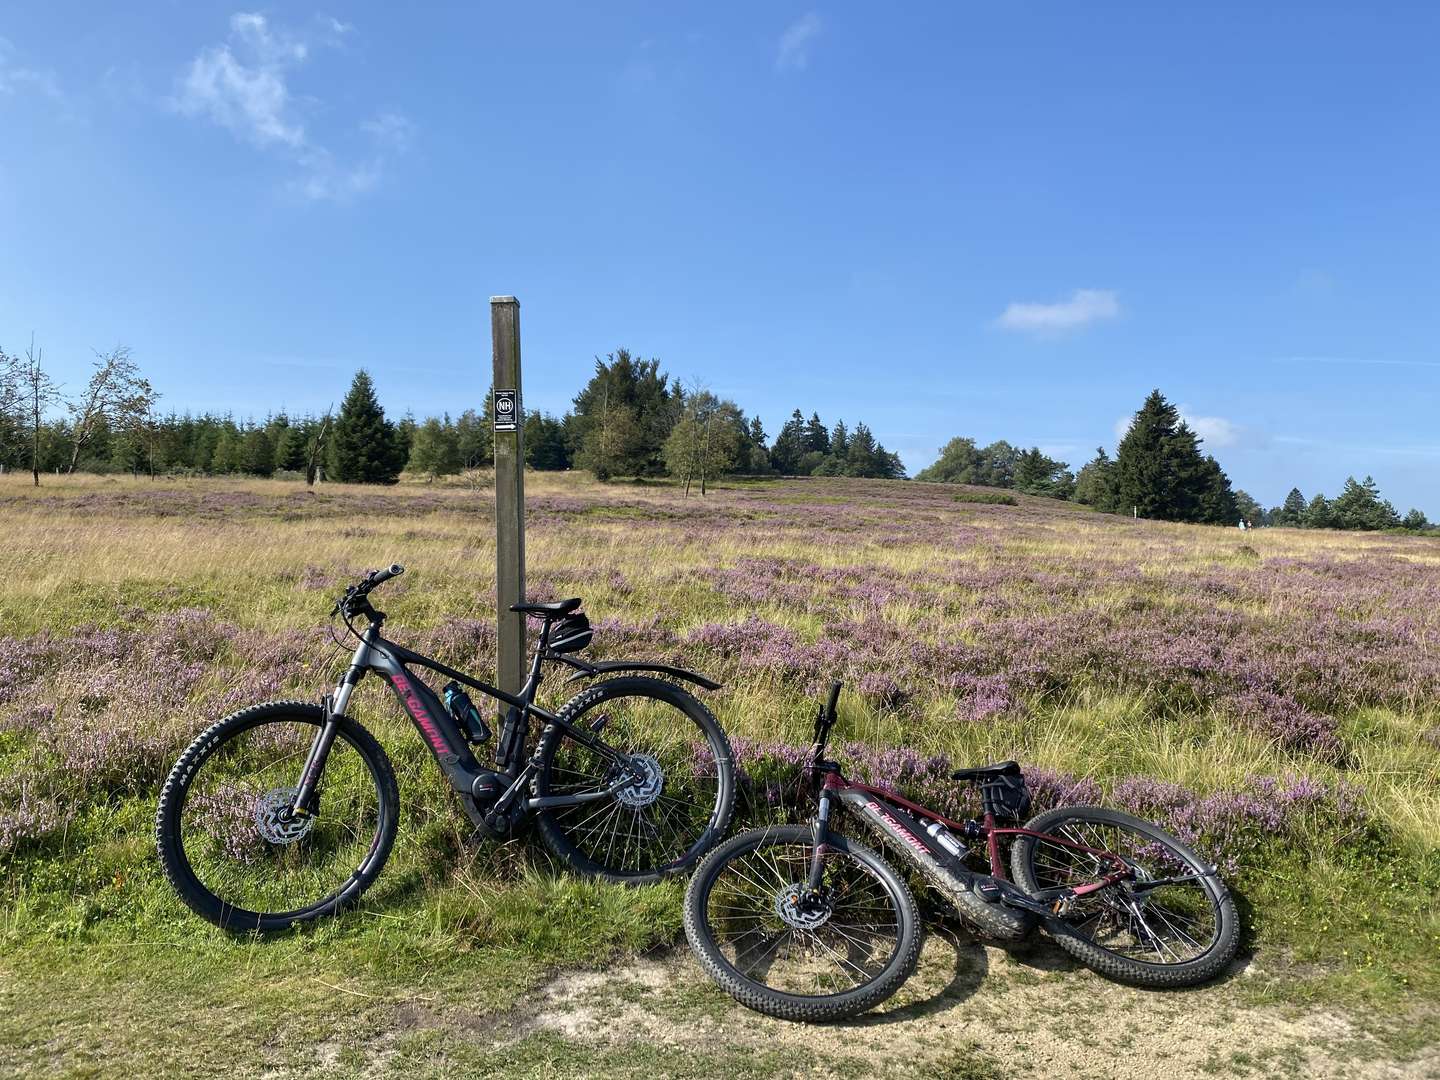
997,289,1120,335
776,13,822,71
361,109,418,154
175,14,306,148
1113,407,1249,450
0,36,62,100
172,13,413,202
1177,407,1241,448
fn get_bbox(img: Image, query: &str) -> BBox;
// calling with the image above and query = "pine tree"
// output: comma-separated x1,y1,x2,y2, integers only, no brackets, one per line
211,425,244,473
1331,475,1400,531
829,419,849,459
1196,454,1238,524
1402,508,1429,530
242,427,275,476
844,423,879,476
330,370,405,484
571,350,676,479
769,409,807,474
1277,487,1306,526
1304,493,1333,529
524,412,571,470
804,412,830,455
408,416,462,480
1073,447,1115,509
454,408,493,469
1111,390,1229,521
276,423,310,472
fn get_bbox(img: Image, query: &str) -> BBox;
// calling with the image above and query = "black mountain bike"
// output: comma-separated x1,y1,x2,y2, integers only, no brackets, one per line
157,564,736,932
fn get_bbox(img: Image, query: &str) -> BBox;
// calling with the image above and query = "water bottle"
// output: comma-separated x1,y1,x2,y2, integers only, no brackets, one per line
924,820,966,858
442,682,491,744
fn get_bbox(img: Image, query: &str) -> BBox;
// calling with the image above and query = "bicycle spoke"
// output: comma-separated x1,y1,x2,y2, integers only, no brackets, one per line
705,839,903,998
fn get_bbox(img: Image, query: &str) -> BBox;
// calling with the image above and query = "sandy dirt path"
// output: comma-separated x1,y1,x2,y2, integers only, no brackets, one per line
361,931,1435,1079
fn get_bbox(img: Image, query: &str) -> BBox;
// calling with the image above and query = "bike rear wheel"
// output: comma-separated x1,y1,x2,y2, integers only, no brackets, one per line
1010,805,1239,987
156,702,398,932
684,824,922,1022
533,677,734,883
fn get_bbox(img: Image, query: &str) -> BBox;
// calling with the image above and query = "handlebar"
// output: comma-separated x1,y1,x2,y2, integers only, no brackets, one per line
333,563,406,619
365,564,405,591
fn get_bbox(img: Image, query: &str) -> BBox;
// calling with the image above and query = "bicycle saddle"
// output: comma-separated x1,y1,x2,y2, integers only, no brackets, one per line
510,597,583,616
951,761,1021,782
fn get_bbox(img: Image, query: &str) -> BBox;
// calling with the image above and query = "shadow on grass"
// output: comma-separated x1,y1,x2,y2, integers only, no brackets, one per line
854,924,989,1026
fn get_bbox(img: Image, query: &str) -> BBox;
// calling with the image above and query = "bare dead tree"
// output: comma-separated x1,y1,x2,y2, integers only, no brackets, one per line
66,345,158,473
306,408,332,487
23,339,61,487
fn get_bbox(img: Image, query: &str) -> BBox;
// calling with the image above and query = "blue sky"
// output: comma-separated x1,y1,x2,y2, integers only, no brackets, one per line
2,3,1437,513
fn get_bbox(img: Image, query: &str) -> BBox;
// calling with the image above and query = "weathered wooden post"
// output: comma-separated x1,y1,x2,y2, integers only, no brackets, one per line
490,296,526,694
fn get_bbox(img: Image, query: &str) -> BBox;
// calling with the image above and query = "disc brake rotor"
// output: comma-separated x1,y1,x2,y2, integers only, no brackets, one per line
254,787,315,845
774,883,833,930
613,754,664,808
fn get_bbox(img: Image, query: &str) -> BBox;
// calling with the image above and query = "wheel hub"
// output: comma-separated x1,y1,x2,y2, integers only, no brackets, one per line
614,754,664,808
775,884,832,930
254,787,315,845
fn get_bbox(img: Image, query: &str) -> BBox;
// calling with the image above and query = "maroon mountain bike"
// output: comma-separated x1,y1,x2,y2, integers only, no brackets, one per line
684,683,1240,1021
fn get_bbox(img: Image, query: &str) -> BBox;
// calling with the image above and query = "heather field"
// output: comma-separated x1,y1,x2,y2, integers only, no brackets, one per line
2,471,1438,1079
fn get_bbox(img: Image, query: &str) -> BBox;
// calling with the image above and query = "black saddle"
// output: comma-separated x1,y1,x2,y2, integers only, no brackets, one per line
951,760,1021,783
510,597,583,617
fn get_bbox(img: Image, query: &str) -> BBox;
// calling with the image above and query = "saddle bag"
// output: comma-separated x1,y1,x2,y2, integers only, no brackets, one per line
548,612,593,654
981,771,1032,821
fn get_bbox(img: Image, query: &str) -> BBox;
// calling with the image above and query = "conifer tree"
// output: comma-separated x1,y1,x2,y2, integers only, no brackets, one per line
1073,447,1115,509
330,370,405,484
804,412,830,454
1277,487,1306,526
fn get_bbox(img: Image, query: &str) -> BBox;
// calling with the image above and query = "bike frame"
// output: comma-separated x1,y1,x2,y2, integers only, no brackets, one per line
805,765,1133,906
290,613,655,828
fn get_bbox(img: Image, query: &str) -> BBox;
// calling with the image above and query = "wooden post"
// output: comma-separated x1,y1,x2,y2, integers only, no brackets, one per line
490,296,526,694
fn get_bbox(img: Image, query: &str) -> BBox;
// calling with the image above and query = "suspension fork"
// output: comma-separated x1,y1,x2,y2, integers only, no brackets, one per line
805,792,833,891
290,664,363,818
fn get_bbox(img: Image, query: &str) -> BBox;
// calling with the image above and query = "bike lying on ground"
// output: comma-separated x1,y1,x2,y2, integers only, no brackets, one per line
684,683,1239,1021
157,564,735,932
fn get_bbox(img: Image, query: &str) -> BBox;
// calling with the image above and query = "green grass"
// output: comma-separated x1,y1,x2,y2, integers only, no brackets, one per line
2,472,1438,1075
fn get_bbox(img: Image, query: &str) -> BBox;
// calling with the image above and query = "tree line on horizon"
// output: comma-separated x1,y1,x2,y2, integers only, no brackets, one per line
917,389,1430,532
2,343,1428,529
0,344,902,488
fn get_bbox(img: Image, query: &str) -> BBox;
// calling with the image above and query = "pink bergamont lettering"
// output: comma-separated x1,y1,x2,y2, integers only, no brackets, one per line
390,672,451,753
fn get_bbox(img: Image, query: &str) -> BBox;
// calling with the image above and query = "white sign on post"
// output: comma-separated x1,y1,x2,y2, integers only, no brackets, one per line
493,389,519,431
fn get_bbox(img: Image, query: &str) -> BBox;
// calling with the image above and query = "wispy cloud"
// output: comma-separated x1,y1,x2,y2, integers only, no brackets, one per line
776,13,822,71
174,13,308,148
996,289,1120,336
0,36,62,100
172,13,414,202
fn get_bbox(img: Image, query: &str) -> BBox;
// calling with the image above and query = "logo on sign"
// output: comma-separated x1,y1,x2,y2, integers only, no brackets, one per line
493,389,519,431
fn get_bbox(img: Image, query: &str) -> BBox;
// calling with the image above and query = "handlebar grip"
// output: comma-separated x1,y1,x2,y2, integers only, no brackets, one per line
371,563,405,586
824,680,842,721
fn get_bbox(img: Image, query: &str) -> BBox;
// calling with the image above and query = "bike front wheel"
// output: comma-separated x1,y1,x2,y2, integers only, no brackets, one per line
532,676,734,883
156,701,398,932
1010,805,1239,987
684,824,922,1022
